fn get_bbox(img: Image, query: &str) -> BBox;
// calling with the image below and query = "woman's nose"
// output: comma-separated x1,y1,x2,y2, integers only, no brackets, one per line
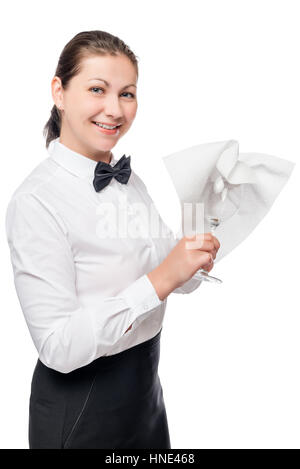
102,95,124,117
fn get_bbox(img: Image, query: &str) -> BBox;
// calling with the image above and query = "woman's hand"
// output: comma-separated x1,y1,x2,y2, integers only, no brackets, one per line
148,232,221,300
188,232,220,273
164,232,220,287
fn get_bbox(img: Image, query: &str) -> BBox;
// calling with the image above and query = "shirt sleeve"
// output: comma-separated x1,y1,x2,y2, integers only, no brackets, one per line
5,193,163,374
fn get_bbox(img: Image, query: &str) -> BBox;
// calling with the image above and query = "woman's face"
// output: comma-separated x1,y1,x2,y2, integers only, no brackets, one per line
51,53,138,162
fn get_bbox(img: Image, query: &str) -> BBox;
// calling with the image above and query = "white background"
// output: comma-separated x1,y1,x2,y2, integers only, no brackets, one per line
1,0,299,449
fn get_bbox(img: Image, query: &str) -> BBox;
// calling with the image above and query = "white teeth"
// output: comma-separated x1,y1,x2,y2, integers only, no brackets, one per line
94,122,119,130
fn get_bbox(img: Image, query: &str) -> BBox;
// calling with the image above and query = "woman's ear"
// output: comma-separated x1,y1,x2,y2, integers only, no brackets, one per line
51,76,64,110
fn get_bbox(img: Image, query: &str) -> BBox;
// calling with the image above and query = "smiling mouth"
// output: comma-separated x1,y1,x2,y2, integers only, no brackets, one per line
92,121,122,129
91,121,122,135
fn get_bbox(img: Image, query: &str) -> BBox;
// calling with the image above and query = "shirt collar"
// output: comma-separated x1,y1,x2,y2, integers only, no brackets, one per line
47,137,118,180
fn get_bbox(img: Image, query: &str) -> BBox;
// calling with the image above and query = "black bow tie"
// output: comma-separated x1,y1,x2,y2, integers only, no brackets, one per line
93,154,131,192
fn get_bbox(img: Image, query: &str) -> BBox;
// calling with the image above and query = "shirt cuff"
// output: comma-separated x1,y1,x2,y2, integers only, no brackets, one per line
121,274,163,314
173,274,203,294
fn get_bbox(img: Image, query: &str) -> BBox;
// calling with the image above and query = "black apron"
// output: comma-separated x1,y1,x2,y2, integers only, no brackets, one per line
28,328,171,449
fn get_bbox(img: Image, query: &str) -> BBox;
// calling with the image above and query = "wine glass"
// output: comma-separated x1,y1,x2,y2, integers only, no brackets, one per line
192,173,243,284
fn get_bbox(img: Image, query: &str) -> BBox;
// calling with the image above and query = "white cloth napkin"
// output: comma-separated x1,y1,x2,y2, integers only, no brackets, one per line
162,139,295,262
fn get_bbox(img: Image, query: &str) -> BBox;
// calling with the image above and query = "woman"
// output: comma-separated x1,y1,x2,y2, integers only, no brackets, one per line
5,30,220,449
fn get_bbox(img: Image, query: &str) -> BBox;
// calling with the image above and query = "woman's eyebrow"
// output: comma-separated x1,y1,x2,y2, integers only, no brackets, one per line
88,78,137,89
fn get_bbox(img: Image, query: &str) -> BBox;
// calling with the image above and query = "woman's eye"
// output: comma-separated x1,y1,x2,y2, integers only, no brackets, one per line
90,87,135,98
90,87,104,94
122,92,136,98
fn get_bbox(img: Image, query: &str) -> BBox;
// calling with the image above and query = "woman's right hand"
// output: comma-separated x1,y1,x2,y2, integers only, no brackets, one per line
163,232,220,288
147,233,220,300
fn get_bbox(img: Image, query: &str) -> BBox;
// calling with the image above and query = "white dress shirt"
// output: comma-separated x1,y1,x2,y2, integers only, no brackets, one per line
5,138,202,374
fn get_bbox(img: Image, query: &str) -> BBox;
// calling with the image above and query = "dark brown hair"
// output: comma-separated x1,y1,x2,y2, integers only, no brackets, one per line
43,30,139,148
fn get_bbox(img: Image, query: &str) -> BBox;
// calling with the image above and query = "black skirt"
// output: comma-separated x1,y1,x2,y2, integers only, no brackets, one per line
28,328,171,449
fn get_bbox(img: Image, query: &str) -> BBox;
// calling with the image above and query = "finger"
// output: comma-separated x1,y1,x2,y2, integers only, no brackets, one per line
202,247,216,260
196,240,215,251
185,238,215,251
202,258,214,272
200,245,217,259
200,251,214,266
211,248,217,260
213,236,221,251
212,236,220,251
185,233,215,250
204,263,214,272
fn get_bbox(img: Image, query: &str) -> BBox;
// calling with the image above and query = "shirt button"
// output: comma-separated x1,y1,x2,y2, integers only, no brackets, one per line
144,304,149,310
